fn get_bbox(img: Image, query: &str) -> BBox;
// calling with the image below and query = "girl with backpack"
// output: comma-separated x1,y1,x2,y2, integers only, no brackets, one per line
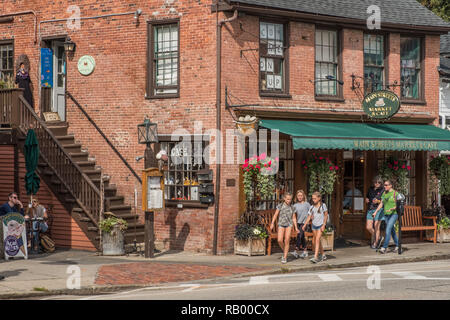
372,180,399,254
303,192,328,263
270,192,298,264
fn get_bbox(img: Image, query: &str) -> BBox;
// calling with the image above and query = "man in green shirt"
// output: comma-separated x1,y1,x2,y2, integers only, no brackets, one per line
372,180,399,254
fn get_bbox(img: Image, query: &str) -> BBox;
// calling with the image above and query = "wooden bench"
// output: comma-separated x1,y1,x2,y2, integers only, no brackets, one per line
401,206,437,243
259,209,313,255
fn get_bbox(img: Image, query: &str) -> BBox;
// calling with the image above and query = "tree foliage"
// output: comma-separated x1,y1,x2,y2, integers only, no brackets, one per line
418,0,450,22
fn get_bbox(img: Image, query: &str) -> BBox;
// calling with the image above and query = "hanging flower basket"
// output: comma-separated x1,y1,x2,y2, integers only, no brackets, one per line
303,154,339,196
429,155,450,196
379,156,411,195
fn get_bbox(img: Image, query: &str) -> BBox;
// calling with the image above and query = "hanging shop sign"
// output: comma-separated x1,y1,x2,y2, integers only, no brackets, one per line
2,213,28,260
40,48,53,88
362,90,401,120
77,55,96,76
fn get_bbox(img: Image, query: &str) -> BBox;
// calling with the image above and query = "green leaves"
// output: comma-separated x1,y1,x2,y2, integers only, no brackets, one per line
303,154,339,196
242,154,277,203
234,224,268,240
429,155,450,195
379,156,410,195
99,217,128,234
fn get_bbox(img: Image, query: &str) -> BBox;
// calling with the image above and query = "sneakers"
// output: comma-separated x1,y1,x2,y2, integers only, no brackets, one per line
392,246,399,253
300,251,308,259
292,251,300,259
320,254,327,261
370,244,377,249
281,257,287,264
310,257,320,264
379,247,386,254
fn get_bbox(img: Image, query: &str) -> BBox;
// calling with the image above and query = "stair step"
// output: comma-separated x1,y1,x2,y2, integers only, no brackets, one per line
65,198,76,204
43,169,53,176
55,135,75,146
124,222,145,229
104,185,117,197
63,143,83,153
115,213,140,220
75,160,96,167
72,208,83,213
83,168,102,179
79,217,92,222
47,123,68,136
38,162,47,167
106,196,125,207
88,226,98,232
109,204,132,211
50,179,61,185
69,151,89,162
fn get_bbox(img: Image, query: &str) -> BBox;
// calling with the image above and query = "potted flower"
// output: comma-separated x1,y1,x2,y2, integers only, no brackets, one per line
437,216,450,243
99,213,128,256
321,226,335,251
303,154,339,197
379,156,411,195
234,223,268,256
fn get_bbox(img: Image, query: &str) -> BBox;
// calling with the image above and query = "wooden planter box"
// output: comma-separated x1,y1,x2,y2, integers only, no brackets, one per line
321,231,335,252
234,238,266,256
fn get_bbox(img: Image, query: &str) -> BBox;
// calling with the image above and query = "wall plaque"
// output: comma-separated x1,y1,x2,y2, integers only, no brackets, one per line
362,90,401,120
77,55,96,76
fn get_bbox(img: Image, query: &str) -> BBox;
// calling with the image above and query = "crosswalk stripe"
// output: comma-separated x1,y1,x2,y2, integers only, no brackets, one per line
392,272,427,279
249,276,269,285
318,274,343,282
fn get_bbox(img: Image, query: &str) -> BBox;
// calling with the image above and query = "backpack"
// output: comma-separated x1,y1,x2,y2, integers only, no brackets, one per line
40,234,55,253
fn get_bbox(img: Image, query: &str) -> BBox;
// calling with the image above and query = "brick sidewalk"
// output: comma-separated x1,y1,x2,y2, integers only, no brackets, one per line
95,263,267,286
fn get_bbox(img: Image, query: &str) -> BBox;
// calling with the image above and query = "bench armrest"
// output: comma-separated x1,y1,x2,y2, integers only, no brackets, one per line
423,216,437,225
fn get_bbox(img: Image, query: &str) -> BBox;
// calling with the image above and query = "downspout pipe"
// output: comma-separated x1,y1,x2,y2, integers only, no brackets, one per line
213,7,238,255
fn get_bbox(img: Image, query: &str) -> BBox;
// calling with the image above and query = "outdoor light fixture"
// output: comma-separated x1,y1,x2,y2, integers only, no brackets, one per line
134,9,142,20
137,117,159,145
64,37,76,53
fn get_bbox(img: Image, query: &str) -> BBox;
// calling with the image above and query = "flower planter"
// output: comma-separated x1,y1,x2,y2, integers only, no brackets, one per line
321,230,335,252
438,228,450,243
234,238,266,256
102,225,125,256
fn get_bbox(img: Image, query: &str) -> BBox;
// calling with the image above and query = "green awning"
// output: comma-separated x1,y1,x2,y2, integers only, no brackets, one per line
259,120,450,151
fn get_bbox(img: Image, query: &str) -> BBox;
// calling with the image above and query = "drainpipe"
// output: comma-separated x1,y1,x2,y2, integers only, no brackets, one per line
213,6,238,255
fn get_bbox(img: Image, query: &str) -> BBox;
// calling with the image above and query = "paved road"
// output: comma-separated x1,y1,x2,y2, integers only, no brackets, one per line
41,260,450,300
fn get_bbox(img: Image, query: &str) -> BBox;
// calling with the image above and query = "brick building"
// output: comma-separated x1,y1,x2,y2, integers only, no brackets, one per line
0,0,449,253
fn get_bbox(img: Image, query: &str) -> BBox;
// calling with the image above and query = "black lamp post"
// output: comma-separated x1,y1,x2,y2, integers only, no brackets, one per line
137,117,159,258
64,37,76,53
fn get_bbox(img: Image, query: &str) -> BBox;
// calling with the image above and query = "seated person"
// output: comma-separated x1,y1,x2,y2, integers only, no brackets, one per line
25,198,48,253
343,181,362,210
0,192,25,216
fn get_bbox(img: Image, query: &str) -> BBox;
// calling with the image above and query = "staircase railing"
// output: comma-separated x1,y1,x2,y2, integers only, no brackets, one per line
13,92,101,226
66,91,142,184
0,89,18,126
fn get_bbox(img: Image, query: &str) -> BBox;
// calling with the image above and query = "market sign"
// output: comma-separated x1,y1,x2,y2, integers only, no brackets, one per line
2,212,28,260
77,55,96,76
362,90,400,120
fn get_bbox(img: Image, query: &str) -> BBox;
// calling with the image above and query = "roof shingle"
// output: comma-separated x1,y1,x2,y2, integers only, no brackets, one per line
228,0,450,29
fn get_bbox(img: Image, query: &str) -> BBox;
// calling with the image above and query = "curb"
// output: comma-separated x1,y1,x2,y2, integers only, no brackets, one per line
2,254,449,300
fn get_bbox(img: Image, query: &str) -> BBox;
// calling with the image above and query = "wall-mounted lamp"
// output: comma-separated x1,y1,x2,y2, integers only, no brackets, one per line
134,9,143,20
64,36,76,53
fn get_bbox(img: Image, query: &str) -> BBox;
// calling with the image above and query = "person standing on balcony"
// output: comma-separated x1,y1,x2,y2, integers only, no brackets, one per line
15,62,33,108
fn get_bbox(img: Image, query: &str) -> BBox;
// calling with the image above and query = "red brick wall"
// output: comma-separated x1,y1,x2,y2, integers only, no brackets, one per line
0,2,442,254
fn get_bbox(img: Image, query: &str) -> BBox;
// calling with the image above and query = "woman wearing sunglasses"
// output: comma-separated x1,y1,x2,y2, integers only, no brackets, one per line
25,198,49,253
372,180,399,254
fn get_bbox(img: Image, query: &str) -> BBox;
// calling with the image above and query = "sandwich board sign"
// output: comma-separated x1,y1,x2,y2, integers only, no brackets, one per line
2,213,28,260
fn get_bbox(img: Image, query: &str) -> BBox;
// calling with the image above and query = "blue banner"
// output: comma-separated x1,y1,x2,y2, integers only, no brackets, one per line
41,48,53,88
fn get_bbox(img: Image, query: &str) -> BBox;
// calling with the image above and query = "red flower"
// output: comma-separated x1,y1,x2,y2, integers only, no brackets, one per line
268,161,272,166
407,166,411,171
394,161,398,165
329,166,334,171
319,157,324,160
402,165,405,169
388,164,393,168
394,166,398,171
304,166,308,169
301,160,306,165
335,166,339,170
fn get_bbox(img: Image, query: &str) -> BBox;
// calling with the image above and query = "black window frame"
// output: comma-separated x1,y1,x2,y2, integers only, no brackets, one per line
147,19,180,99
258,18,290,98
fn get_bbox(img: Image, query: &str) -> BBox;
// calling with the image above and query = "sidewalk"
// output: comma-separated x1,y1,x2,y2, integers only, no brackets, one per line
0,242,449,298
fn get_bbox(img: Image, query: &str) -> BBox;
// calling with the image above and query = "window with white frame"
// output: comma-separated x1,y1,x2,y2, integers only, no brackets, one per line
259,21,286,94
315,29,340,97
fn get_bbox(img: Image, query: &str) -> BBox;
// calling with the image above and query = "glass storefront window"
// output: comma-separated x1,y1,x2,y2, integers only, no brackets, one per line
343,151,365,215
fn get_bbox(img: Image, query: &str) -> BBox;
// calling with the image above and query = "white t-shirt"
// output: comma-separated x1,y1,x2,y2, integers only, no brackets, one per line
308,203,328,227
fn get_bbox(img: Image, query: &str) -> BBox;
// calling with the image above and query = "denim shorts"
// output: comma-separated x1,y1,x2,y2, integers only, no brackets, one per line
366,209,384,221
312,224,323,231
